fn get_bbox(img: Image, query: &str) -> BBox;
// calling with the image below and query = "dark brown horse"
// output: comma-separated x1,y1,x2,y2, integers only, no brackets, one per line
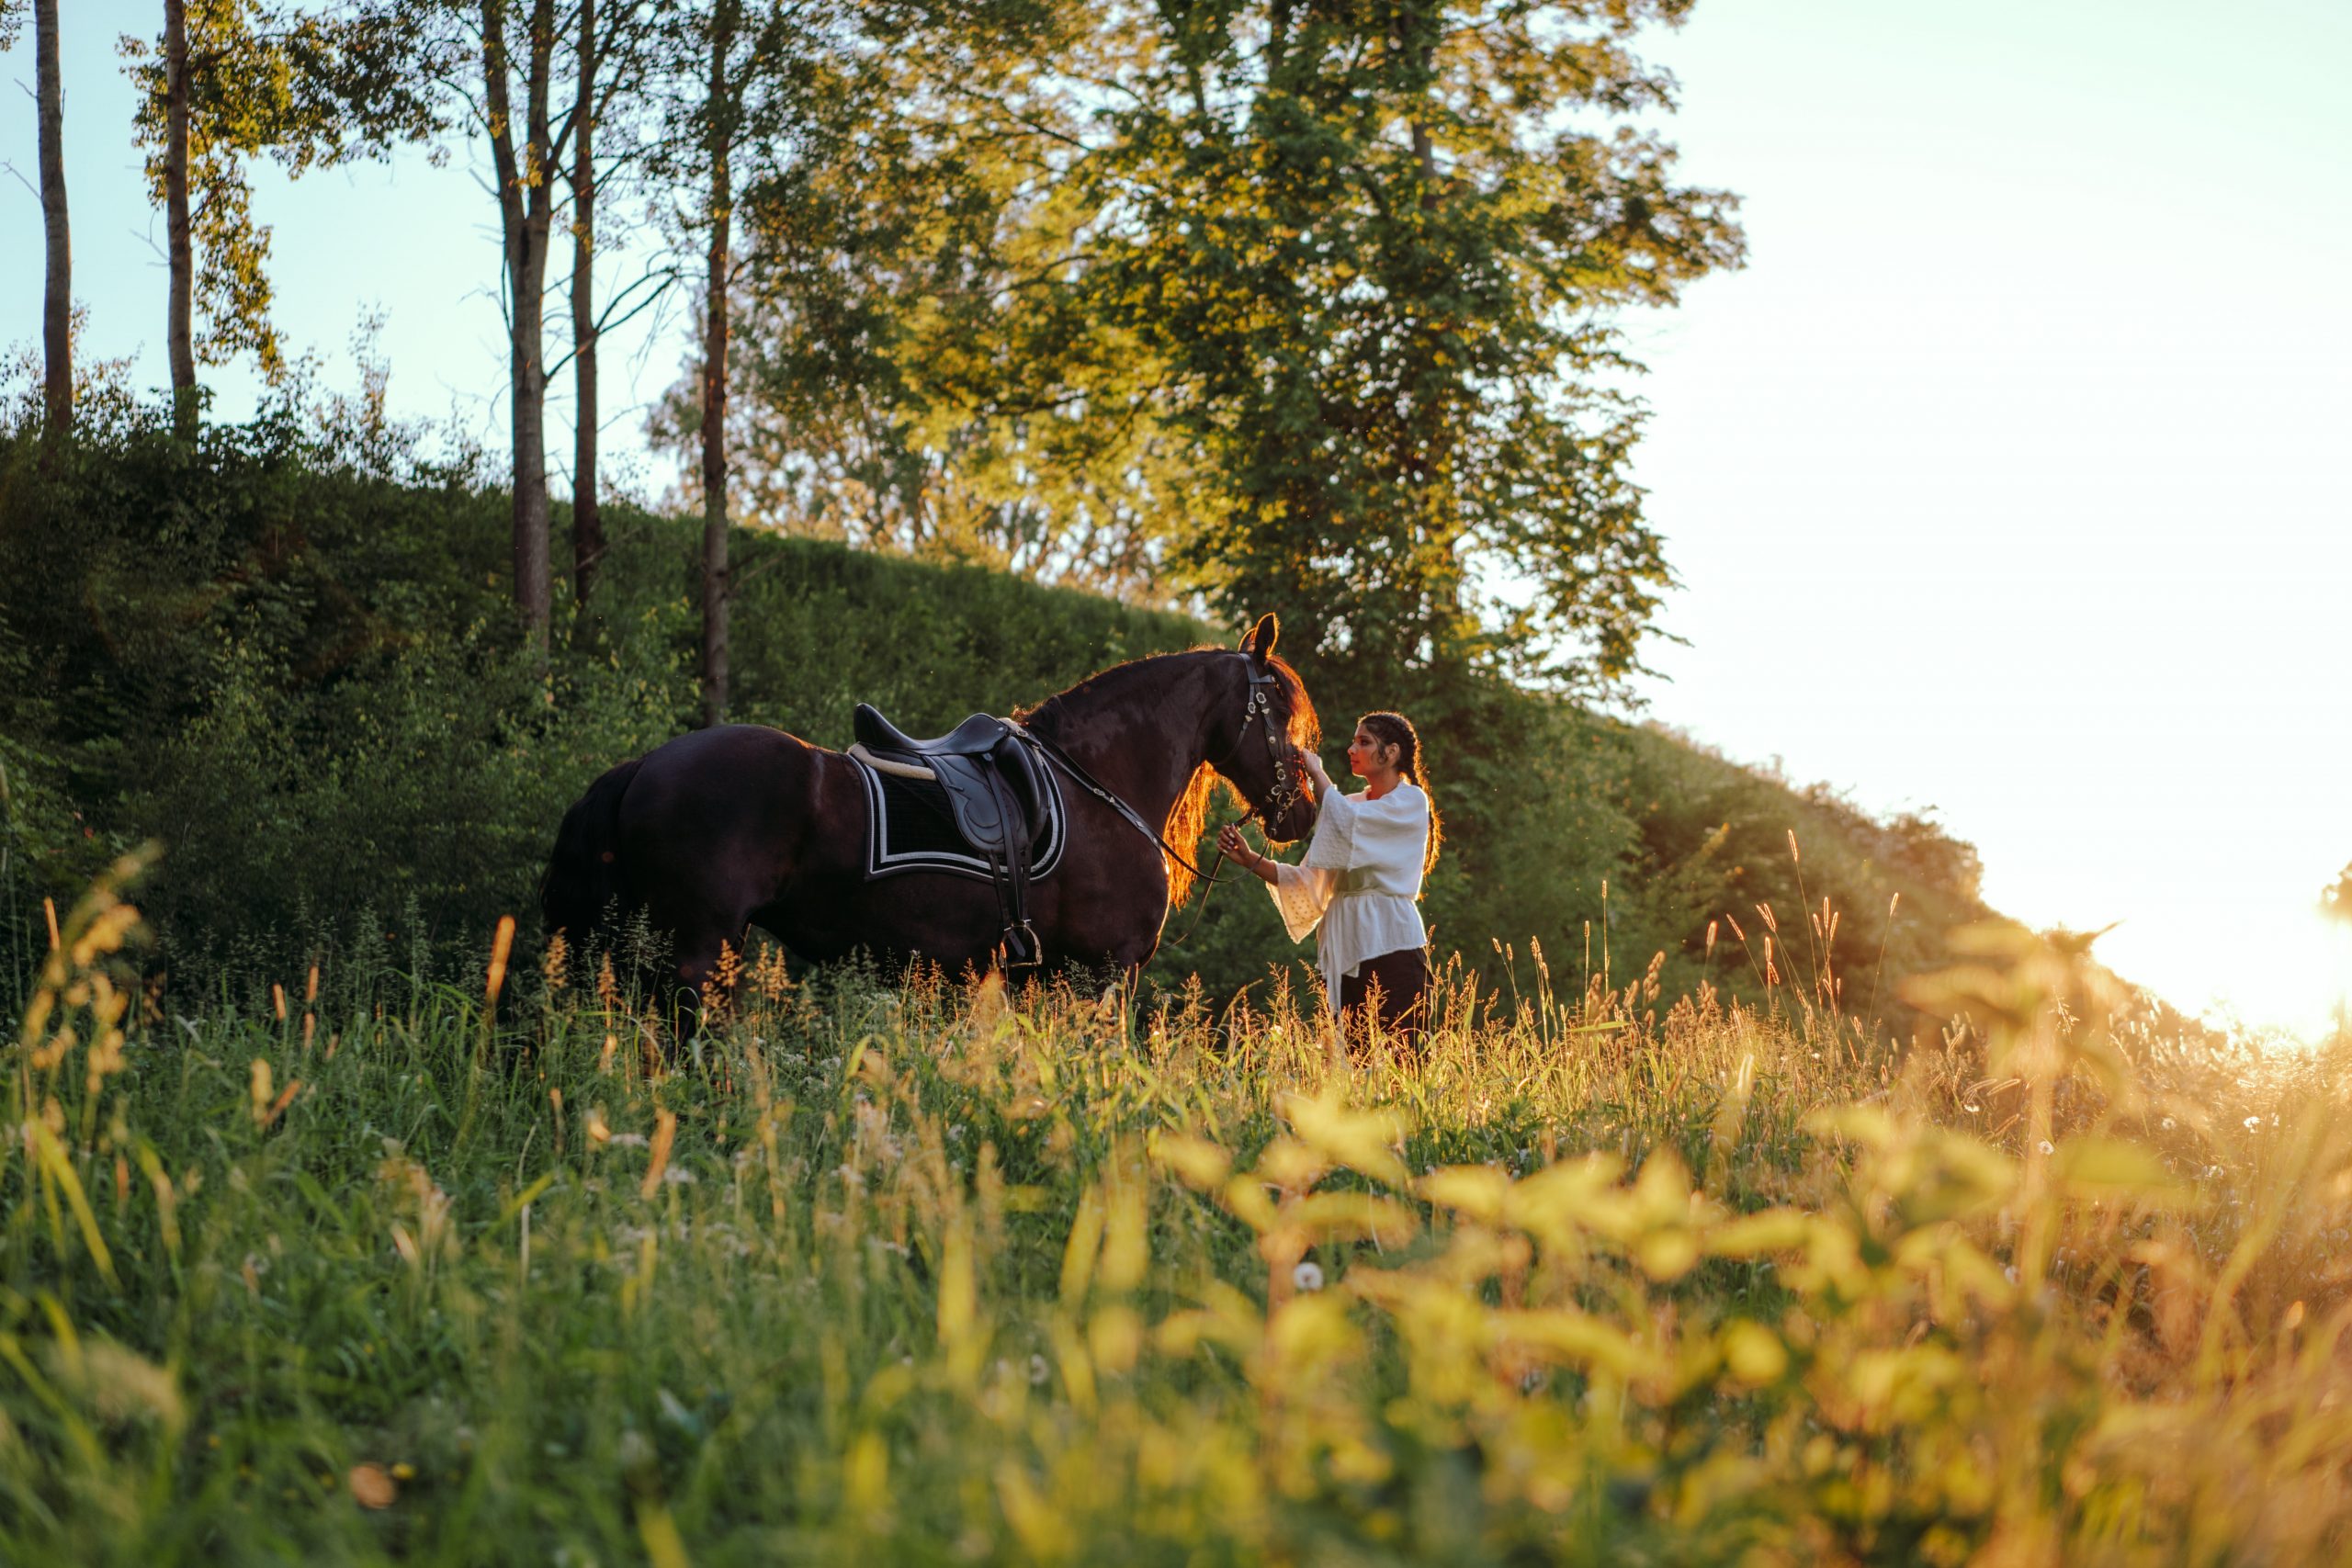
540,615,1320,1001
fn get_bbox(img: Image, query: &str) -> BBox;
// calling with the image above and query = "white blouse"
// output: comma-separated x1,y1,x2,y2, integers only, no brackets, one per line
1266,782,1430,1014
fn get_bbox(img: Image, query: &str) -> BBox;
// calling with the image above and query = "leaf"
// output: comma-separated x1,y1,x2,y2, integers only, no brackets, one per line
1419,1164,1510,1223
1705,1209,1815,1258
1286,1191,1419,1247
2054,1138,2202,1206
1488,1309,1647,1378
1281,1091,1410,1187
1153,1133,1233,1193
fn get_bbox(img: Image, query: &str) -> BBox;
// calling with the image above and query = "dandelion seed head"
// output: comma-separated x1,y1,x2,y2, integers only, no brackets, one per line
1293,1260,1326,1292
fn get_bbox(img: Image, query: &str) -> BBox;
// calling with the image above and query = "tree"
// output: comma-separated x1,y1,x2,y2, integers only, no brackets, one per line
1075,0,1743,702
323,0,672,638
553,0,666,620
695,0,740,727
30,0,72,434
324,0,596,647
164,0,196,434
660,4,1165,595
703,0,1736,699
644,0,833,724
123,3,442,428
480,0,571,649
569,0,603,609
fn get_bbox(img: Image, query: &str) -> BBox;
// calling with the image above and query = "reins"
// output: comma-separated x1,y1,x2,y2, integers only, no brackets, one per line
1021,658,1308,943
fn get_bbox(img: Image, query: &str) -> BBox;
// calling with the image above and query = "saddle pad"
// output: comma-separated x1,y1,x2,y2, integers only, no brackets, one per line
851,750,1069,884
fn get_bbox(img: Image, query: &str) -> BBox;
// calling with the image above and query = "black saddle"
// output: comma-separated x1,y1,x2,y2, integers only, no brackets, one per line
854,707,1012,759
851,704,1048,966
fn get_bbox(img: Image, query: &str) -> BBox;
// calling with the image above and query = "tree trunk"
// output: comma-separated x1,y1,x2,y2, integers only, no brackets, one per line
164,0,197,437
34,0,71,435
570,0,603,615
699,3,736,728
482,0,556,649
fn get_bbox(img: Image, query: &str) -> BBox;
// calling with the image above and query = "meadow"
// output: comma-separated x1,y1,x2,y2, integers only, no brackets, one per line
7,855,2350,1565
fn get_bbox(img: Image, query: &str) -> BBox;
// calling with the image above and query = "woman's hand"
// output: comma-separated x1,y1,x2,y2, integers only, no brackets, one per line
1218,824,1277,884
1298,750,1334,795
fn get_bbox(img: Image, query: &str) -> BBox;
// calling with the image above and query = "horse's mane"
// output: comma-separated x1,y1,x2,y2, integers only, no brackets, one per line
1017,647,1317,908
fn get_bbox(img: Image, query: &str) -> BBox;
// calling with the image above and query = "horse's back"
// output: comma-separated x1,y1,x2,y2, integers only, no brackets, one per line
626,722,836,840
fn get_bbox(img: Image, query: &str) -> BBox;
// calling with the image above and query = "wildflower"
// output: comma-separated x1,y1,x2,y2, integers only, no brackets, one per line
347,1464,397,1509
2161,1118,2177,1131
1029,1354,1050,1387
1963,1103,1980,1114
2039,1140,2054,1156
662,1167,695,1186
2245,1116,2261,1131
1293,1260,1326,1293
609,1133,650,1149
2004,1266,2020,1284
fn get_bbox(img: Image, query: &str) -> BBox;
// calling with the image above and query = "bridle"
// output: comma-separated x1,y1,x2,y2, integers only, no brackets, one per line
1023,654,1308,895
1208,661,1308,832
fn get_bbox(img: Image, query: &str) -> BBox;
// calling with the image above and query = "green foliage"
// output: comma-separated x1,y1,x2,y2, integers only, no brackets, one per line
0,409,1216,984
0,406,1990,1028
4,874,2346,1562
714,0,1743,686
119,0,421,383
1082,0,1745,685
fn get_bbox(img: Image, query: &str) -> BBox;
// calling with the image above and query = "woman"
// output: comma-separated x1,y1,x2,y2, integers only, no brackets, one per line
1218,711,1443,1047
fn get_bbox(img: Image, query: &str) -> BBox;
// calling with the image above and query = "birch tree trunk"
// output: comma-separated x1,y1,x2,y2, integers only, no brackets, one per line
165,0,197,437
35,0,72,435
571,0,604,614
698,1,736,728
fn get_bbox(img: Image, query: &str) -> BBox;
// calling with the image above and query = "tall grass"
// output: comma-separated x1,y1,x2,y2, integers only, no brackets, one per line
6,859,2350,1563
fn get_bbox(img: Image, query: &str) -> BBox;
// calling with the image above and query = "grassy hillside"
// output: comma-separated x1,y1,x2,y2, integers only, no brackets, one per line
5,870,2346,1562
1,415,1985,1031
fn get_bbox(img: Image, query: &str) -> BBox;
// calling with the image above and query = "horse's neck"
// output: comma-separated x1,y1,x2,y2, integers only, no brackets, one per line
1039,658,1215,825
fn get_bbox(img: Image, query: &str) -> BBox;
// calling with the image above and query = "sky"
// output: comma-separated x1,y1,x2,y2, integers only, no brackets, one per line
5,1,2349,1037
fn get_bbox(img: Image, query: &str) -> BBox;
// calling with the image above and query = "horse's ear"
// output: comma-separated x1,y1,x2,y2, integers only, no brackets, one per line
1241,613,1280,665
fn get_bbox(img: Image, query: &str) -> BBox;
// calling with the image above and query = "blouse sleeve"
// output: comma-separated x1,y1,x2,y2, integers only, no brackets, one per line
1299,787,1355,872
1266,786,1358,941
1268,862,1340,943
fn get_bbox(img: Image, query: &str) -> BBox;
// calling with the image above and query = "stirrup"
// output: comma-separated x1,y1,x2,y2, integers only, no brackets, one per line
1000,923,1043,969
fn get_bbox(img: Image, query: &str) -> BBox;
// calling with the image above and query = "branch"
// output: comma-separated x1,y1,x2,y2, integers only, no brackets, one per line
543,265,677,377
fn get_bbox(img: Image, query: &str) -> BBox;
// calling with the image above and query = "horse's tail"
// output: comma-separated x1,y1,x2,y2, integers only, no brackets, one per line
540,757,645,952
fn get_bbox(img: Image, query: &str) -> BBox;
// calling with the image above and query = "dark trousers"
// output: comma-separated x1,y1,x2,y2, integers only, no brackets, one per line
1338,946,1431,1049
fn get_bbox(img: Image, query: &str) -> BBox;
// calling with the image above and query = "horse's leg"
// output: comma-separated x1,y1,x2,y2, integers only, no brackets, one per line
616,726,831,1038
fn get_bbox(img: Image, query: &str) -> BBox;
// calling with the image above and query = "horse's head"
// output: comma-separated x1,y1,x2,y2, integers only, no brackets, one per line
1214,614,1321,843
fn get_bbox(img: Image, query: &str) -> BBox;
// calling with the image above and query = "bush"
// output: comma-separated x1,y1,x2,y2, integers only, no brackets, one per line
1,406,1993,1032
